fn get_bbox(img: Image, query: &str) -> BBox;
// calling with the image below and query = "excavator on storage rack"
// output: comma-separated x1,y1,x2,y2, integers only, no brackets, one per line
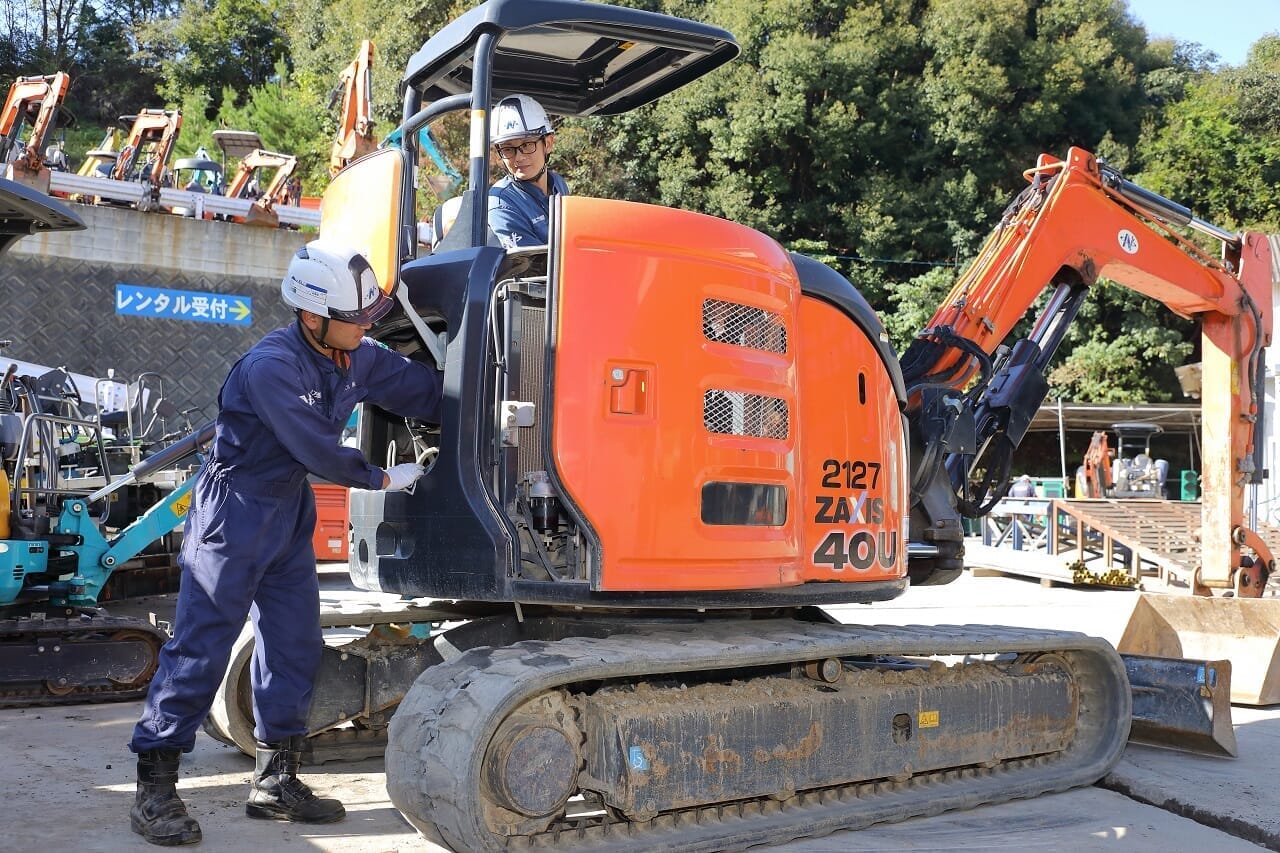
199,1,1268,848
224,148,299,227
0,176,215,706
0,72,73,195
329,40,377,177
105,109,182,209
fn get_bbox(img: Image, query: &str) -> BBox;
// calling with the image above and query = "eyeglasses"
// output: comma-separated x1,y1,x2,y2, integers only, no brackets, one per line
495,137,544,159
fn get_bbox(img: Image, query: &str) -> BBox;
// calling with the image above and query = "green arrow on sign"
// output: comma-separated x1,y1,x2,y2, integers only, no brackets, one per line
231,299,251,321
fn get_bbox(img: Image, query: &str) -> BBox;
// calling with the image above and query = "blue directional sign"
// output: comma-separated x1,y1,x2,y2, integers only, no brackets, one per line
114,284,253,326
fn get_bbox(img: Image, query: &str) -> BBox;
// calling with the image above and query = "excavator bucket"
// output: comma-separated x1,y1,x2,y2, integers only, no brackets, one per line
1118,592,1280,706
241,205,279,228
1122,653,1237,758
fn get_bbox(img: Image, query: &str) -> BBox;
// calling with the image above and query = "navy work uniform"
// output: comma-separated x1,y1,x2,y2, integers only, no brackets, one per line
487,170,570,249
131,323,441,753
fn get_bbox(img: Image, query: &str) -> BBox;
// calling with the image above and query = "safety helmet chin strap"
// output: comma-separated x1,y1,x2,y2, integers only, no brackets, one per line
297,313,354,368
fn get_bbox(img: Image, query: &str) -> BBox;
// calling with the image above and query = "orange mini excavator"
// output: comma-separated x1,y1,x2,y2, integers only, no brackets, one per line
0,72,72,194
200,1,1271,849
224,147,299,227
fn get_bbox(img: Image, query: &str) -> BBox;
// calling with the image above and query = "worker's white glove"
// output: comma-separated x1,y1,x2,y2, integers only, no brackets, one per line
384,462,426,492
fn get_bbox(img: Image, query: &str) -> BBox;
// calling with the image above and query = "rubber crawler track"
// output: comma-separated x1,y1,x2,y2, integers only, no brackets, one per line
0,614,168,707
387,621,1132,852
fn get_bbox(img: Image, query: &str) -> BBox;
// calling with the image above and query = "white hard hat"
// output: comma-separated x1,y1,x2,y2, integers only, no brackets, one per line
282,241,392,325
490,95,552,145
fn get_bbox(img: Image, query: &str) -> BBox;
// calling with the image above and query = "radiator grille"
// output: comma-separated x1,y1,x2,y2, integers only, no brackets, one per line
703,299,788,354
703,390,789,439
516,304,547,479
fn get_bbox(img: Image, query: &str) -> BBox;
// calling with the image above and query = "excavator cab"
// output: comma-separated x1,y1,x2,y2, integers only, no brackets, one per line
167,148,224,218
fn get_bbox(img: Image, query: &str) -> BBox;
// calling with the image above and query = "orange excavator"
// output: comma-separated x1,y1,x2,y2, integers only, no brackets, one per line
223,148,300,227
906,146,1270,595
106,109,182,210
0,72,73,194
1077,430,1115,497
329,40,377,177
199,1,1271,847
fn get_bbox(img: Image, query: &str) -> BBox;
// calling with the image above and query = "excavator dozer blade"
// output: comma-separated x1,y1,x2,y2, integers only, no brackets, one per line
1117,592,1280,706
1122,653,1237,758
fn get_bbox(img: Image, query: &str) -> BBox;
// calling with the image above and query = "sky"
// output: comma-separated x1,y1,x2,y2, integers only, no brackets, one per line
1125,0,1280,66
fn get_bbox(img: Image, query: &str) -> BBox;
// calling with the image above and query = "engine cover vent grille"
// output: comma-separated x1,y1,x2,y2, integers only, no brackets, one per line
703,390,789,439
702,299,787,354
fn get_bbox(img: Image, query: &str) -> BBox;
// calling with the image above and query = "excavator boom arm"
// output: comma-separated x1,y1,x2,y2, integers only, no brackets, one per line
330,40,377,177
903,147,1274,590
225,149,299,211
0,73,70,171
109,109,182,185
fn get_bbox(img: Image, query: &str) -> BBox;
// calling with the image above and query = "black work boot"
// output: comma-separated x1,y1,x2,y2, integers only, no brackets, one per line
245,735,345,823
130,748,202,846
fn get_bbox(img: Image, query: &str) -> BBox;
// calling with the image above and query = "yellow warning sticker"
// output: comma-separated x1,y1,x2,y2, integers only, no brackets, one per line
919,710,940,728
173,493,192,517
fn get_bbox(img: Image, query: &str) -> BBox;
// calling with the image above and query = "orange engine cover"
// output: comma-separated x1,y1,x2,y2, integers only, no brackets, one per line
551,196,907,592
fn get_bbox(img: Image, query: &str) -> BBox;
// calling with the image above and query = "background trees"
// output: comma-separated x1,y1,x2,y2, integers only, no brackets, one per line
4,0,1278,403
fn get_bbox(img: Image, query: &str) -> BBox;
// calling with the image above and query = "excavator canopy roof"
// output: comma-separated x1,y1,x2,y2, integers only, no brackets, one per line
403,0,739,117
0,176,84,254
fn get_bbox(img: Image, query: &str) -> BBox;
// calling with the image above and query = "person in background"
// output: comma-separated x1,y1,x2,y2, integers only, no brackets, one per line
1009,474,1038,498
127,241,442,846
487,94,569,248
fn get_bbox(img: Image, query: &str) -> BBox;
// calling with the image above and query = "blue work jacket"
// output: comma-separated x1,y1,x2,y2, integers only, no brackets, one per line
487,171,570,249
206,323,441,492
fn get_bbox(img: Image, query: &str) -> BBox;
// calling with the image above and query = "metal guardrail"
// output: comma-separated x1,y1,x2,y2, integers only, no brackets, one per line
48,171,321,228
157,187,321,227
49,171,146,205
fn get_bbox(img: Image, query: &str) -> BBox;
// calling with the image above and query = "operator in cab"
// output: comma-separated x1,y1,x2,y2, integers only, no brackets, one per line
127,241,442,847
487,94,570,249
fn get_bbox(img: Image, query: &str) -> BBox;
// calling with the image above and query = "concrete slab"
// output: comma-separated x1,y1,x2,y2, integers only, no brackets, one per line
0,701,422,853
8,566,1274,851
4,699,1269,853
1104,706,1280,849
772,786,1266,851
